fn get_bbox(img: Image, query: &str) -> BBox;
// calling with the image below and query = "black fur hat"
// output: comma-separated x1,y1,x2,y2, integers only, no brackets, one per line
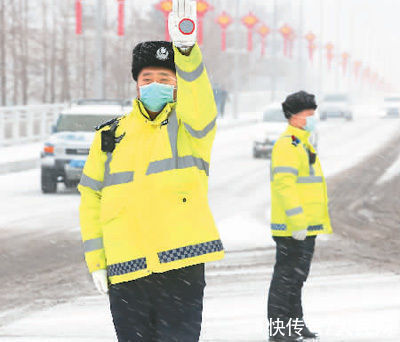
282,90,318,119
131,41,176,81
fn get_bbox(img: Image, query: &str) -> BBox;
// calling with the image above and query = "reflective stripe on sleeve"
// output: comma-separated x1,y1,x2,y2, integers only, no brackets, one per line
79,174,103,191
183,117,216,139
272,166,299,176
83,237,103,253
158,239,224,263
285,206,304,217
175,61,205,82
297,176,323,183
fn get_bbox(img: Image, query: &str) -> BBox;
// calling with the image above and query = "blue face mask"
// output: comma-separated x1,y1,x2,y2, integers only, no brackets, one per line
139,82,175,113
304,115,317,132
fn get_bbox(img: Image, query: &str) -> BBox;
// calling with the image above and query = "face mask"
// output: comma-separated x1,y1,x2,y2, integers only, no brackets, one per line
303,115,317,132
139,82,175,112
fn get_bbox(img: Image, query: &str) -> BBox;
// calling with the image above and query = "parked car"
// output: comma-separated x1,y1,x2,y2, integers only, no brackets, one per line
319,93,353,121
382,95,400,118
253,103,318,159
40,99,130,193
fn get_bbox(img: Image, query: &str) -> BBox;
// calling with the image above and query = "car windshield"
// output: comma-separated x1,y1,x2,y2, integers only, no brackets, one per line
263,108,285,122
55,114,118,132
384,97,400,102
324,94,348,102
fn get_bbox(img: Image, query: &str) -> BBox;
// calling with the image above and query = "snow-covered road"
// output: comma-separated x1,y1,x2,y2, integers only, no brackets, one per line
1,110,400,341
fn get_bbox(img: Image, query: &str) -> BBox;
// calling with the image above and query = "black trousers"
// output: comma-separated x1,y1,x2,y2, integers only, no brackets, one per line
108,263,205,342
267,236,316,331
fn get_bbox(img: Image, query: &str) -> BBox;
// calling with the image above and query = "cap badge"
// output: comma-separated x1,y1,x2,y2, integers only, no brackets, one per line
156,47,169,61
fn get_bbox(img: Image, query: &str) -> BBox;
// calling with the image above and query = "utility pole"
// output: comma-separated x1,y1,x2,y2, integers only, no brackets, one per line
232,0,240,119
270,0,277,101
318,0,324,98
95,0,104,99
297,0,304,90
335,0,341,90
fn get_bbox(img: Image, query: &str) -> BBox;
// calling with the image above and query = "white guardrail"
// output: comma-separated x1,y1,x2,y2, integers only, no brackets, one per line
0,104,66,147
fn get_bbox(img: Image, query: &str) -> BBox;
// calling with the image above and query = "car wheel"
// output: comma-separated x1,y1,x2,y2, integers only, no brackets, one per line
253,151,260,159
41,168,57,194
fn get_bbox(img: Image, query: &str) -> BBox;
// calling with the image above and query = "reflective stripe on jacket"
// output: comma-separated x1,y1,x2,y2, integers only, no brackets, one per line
270,124,333,237
78,44,224,285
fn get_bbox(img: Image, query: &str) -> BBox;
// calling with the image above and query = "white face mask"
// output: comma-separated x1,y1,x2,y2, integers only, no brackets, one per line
303,115,317,132
139,82,175,112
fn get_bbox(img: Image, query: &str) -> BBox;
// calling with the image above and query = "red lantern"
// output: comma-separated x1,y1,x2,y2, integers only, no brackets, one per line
75,0,82,35
196,0,213,45
305,32,316,62
326,42,334,70
353,60,362,79
216,11,233,51
279,24,293,57
155,0,173,41
257,24,270,56
117,0,125,36
341,52,350,75
241,12,259,52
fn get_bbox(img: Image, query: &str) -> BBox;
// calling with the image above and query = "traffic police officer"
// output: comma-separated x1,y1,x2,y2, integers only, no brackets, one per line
78,1,224,340
267,91,333,341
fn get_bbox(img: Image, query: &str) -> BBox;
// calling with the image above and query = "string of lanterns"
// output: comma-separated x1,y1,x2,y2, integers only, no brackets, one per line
73,0,386,89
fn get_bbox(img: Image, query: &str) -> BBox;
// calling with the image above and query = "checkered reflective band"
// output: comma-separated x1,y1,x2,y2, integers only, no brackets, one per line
158,239,224,263
307,224,323,231
107,257,147,276
271,223,324,231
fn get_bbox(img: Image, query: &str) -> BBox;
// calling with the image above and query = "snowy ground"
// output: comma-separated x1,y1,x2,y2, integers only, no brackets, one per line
0,108,399,341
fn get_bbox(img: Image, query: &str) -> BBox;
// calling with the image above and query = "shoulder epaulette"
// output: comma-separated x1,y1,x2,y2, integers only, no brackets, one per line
95,116,120,131
290,135,301,146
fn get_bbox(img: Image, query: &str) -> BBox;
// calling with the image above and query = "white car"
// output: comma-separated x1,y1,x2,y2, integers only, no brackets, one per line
382,95,400,118
253,103,318,159
319,93,353,121
40,99,131,193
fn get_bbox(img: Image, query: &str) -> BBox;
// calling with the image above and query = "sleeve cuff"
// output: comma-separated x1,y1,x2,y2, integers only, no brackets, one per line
173,43,203,72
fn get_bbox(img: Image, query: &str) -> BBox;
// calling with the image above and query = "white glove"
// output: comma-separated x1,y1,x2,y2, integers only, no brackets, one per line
292,229,308,241
91,269,109,295
168,0,197,50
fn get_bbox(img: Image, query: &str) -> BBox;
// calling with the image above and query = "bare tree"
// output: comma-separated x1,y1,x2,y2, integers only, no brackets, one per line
0,0,6,105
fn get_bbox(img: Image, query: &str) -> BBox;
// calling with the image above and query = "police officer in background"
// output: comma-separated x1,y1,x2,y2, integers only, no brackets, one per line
78,0,224,340
268,91,333,341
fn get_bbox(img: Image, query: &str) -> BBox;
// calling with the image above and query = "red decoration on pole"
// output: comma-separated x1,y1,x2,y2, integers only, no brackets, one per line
341,52,349,75
155,0,173,41
353,60,362,79
75,0,82,35
241,12,259,52
279,24,293,57
305,32,316,62
196,0,213,45
216,11,232,52
257,24,271,56
326,42,334,70
117,0,125,36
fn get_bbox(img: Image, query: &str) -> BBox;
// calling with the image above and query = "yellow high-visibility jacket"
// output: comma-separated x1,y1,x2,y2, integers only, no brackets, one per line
270,124,333,237
78,44,224,285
